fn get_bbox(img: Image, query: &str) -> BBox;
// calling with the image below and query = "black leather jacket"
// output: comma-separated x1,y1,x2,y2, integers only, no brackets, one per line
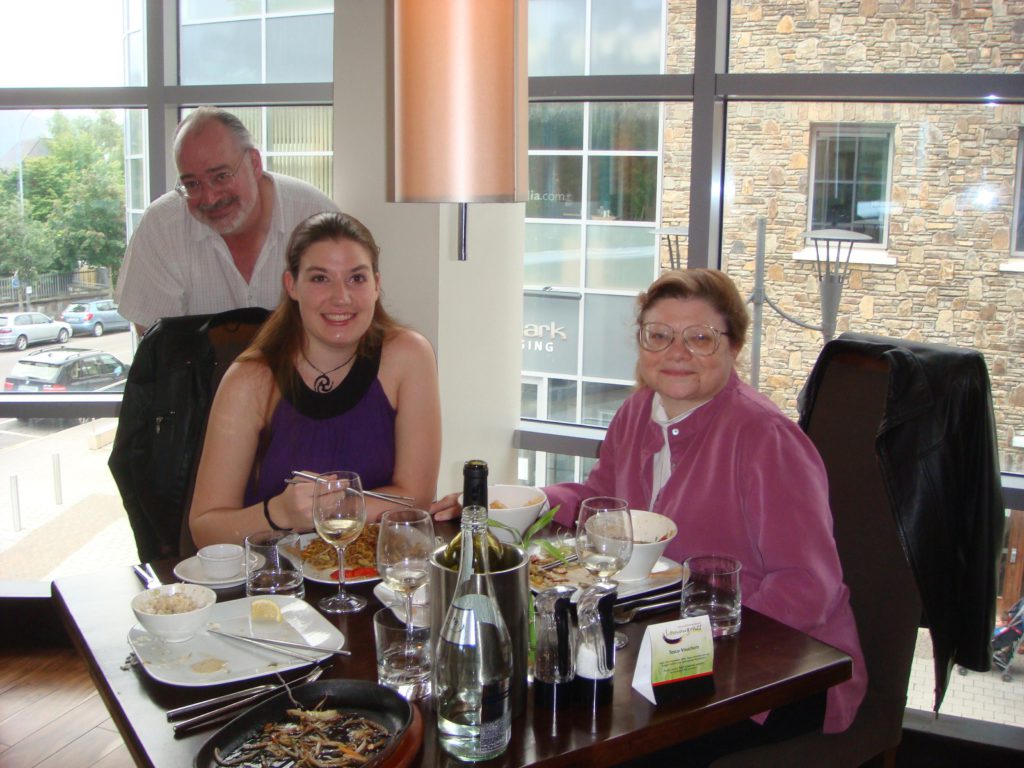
109,308,269,562
799,333,1003,710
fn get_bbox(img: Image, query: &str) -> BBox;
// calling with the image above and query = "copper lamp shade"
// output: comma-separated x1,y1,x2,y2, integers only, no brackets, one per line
392,0,527,203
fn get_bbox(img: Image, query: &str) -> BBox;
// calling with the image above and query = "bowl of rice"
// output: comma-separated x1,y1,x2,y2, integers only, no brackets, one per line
131,583,216,643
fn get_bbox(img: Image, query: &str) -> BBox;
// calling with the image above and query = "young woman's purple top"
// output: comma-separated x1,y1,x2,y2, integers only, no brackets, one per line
243,351,396,506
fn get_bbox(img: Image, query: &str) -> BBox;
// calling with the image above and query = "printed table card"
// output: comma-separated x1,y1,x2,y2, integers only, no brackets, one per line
631,615,715,704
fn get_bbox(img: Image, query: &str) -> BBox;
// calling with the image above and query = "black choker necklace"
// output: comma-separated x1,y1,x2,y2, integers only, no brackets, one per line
301,350,357,393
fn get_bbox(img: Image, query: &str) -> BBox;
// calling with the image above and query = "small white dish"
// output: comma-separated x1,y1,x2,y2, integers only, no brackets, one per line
197,543,245,580
127,595,344,687
372,582,429,627
173,554,260,588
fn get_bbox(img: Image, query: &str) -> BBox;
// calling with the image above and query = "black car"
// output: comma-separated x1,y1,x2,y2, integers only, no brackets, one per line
3,347,130,393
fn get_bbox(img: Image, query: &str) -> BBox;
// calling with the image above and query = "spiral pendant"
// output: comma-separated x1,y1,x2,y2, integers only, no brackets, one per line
313,372,333,393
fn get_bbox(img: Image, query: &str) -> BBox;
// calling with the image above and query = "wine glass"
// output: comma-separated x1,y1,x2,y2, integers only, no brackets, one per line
575,496,633,650
312,470,367,614
376,508,434,639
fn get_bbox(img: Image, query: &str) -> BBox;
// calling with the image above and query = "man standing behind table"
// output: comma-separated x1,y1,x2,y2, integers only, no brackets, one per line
116,106,338,334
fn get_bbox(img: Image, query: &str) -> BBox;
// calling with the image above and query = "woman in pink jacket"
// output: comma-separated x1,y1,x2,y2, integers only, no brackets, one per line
547,269,865,741
435,269,865,745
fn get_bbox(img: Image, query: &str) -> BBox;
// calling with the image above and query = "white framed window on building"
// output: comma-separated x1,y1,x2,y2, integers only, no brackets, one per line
809,123,894,246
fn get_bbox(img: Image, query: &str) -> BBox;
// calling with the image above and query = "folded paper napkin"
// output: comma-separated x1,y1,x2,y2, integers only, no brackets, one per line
373,583,430,627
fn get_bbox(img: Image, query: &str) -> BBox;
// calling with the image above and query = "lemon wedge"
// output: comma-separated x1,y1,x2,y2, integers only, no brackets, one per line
250,598,282,622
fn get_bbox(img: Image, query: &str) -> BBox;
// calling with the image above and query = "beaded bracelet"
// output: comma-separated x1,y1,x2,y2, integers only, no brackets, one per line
263,498,287,531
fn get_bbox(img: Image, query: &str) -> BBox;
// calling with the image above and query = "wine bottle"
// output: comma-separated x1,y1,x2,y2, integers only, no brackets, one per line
438,460,508,570
434,462,513,761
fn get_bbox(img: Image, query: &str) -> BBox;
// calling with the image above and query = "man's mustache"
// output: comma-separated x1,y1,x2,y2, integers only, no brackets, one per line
198,196,238,214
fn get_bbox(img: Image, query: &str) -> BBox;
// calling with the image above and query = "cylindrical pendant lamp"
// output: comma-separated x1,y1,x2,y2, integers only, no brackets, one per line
391,0,527,203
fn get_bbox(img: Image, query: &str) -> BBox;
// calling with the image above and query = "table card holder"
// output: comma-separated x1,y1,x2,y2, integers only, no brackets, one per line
632,615,715,705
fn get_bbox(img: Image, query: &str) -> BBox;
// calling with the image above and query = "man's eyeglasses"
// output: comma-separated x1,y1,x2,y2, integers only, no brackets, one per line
639,322,730,356
175,151,249,199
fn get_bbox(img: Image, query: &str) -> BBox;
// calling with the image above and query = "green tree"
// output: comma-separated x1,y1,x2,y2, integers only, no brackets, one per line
15,110,126,274
0,193,55,279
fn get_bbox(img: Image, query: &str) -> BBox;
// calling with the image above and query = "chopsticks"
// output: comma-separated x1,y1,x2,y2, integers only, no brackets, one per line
207,629,351,660
539,552,579,571
287,471,417,508
132,563,160,589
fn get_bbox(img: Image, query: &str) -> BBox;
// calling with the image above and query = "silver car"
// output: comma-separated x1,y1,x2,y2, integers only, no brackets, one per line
61,300,131,337
0,312,72,351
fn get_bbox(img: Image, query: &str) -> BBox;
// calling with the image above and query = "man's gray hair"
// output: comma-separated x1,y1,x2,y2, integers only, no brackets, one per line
173,106,255,157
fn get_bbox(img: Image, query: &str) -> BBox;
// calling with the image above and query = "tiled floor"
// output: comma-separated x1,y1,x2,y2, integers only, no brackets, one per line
907,627,1024,728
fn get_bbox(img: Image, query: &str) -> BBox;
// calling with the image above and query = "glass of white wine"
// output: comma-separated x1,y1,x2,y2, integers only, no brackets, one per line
376,508,434,639
312,470,367,614
575,496,633,649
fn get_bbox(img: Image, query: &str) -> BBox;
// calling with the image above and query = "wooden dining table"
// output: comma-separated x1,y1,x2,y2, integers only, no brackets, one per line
52,554,852,768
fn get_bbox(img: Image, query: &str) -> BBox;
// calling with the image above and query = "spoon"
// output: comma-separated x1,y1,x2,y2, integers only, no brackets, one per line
613,599,680,625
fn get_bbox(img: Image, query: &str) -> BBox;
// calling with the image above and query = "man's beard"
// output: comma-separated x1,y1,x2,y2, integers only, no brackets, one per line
194,192,257,236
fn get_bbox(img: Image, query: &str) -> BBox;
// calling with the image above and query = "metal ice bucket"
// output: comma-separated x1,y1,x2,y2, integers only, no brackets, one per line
429,543,530,716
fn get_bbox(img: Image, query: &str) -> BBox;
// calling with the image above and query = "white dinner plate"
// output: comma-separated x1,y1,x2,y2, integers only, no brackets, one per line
529,544,683,602
372,582,430,627
127,595,344,688
297,532,381,586
173,554,262,589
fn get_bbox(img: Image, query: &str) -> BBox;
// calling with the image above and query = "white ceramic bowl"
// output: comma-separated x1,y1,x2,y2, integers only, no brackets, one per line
616,510,678,581
197,543,245,580
131,583,216,643
463,485,547,544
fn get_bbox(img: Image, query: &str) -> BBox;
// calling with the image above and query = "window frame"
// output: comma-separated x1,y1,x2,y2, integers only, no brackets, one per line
807,122,894,248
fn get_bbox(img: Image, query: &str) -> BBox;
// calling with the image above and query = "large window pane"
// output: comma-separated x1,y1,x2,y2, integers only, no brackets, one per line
525,223,582,288
590,0,663,75
585,225,656,290
589,155,657,222
180,5,333,85
530,104,584,151
180,0,261,22
590,103,659,151
267,15,333,82
582,381,632,427
730,2,1024,74
522,293,581,376
528,0,586,76
180,20,261,85
581,293,637,380
528,155,583,219
0,1,128,88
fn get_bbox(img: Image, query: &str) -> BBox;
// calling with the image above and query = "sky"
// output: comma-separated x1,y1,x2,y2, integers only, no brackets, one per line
0,0,127,158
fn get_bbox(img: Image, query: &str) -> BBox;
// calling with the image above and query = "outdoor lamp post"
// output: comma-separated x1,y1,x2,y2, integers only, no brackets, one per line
746,219,870,389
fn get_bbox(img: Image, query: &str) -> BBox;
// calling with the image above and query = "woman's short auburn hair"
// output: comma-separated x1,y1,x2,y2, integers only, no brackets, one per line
635,269,750,353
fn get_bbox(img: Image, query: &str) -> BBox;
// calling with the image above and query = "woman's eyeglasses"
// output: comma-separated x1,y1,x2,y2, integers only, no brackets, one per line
175,151,249,199
639,322,729,356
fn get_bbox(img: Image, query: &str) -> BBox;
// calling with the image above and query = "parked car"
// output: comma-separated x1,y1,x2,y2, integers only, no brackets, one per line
60,300,130,337
0,312,72,351
3,347,130,393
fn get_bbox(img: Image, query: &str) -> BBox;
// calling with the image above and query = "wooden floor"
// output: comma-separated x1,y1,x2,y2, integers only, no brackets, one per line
0,647,134,768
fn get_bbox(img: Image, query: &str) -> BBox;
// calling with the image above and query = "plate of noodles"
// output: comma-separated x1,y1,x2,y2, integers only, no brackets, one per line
194,678,422,768
295,527,381,585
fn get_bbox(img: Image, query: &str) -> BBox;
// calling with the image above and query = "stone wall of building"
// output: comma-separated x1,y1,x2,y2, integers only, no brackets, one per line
659,2,1024,471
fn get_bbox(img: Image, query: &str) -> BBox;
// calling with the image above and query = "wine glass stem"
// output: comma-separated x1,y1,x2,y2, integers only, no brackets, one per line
405,593,415,637
335,545,347,599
